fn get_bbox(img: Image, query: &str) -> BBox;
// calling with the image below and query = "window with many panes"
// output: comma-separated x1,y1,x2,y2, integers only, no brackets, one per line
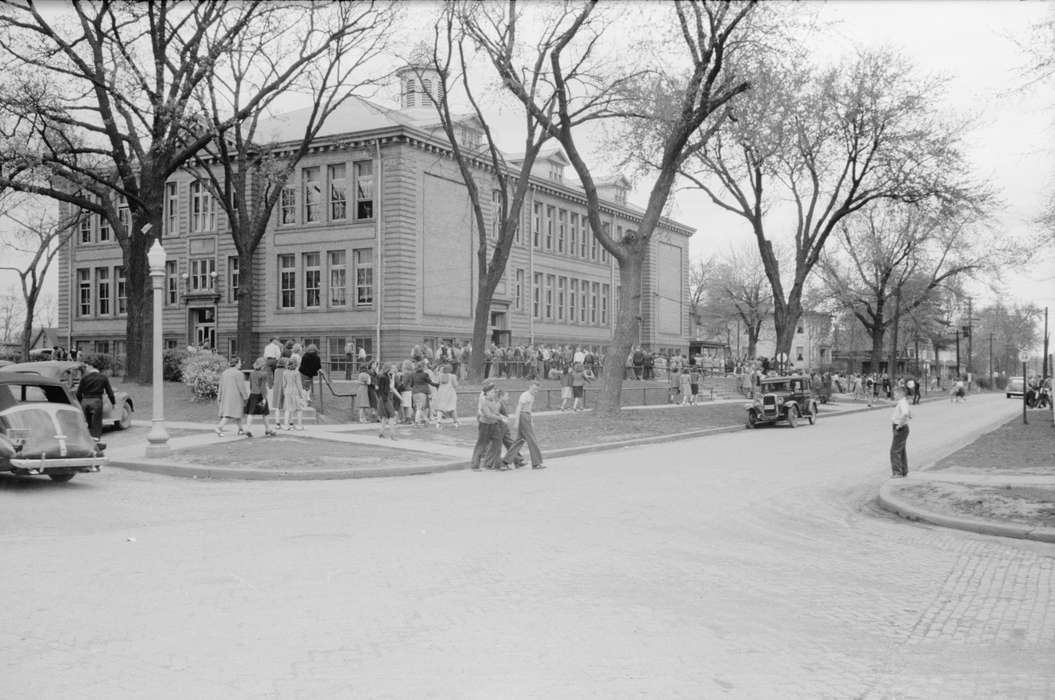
329,164,347,220
353,248,373,305
228,256,239,303
329,251,346,307
78,268,91,316
303,166,322,223
491,190,501,239
569,279,577,323
532,202,542,247
190,258,215,291
545,206,554,250
354,161,374,219
165,182,178,236
557,210,566,254
79,214,92,244
532,272,542,318
98,211,111,243
96,267,110,316
579,221,588,257
600,222,610,262
582,282,592,324
280,185,296,225
590,228,599,260
190,181,215,232
601,284,609,325
279,254,296,309
557,276,566,321
118,203,130,235
570,213,579,258
514,268,524,312
166,261,178,305
116,266,127,315
590,282,599,323
304,252,321,308
544,274,554,319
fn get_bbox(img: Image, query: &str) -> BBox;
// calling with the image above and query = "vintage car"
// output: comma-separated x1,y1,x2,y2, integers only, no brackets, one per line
745,375,820,429
0,374,105,481
0,361,134,430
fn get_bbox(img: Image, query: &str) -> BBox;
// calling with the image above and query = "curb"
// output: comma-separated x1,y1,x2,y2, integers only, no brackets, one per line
877,480,1055,544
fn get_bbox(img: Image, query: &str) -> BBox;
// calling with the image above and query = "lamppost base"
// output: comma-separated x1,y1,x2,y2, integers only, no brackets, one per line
145,421,170,458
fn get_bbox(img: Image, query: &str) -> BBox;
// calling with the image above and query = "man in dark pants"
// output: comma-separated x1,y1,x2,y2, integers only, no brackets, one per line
889,386,912,478
76,364,115,440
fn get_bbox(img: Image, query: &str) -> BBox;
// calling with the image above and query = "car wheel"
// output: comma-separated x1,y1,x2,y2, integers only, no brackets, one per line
48,473,75,483
807,402,817,425
746,412,758,429
786,406,798,428
1006,393,1011,399
115,401,133,430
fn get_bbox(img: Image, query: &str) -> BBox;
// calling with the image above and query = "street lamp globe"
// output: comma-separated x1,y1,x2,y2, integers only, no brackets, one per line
147,238,166,274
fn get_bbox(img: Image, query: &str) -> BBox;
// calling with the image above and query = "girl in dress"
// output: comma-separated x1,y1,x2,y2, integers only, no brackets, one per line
433,364,460,427
244,357,276,437
355,370,372,423
281,356,307,430
375,364,398,440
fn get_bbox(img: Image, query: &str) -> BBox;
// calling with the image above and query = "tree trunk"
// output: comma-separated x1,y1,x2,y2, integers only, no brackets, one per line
869,326,885,375
20,298,35,362
469,290,491,382
888,289,902,379
123,232,152,383
596,254,643,415
237,250,256,367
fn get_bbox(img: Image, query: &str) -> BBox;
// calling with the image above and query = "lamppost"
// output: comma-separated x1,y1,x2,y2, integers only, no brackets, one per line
146,238,170,457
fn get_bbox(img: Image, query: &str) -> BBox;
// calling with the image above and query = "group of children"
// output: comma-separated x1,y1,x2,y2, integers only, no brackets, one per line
668,366,703,406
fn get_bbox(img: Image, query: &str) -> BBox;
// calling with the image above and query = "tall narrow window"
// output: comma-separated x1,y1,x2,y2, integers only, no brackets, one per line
329,250,346,307
532,202,541,248
98,212,111,242
532,272,542,318
569,213,579,258
303,166,321,223
165,261,178,305
304,252,321,308
190,258,215,291
591,227,599,261
279,254,296,309
96,267,110,316
353,248,374,305
557,210,566,254
582,282,591,324
601,222,610,262
544,274,555,320
591,281,599,323
228,256,239,303
280,185,296,225
118,204,131,235
354,161,374,219
78,268,91,316
116,266,127,315
601,284,609,325
190,181,215,232
329,163,347,220
580,220,589,257
514,268,524,312
79,214,92,244
165,182,178,236
557,276,566,321
545,206,554,250
569,279,578,323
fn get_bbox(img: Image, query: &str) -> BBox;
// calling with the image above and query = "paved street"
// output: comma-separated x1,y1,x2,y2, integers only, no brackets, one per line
1,395,1051,699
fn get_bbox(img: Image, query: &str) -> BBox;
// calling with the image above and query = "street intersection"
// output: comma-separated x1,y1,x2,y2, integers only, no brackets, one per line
1,395,1051,699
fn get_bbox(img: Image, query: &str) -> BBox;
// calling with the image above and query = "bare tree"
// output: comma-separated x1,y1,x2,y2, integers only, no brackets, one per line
0,198,76,360
469,0,755,414
705,246,773,361
186,2,397,366
0,2,369,381
683,50,984,366
818,201,996,375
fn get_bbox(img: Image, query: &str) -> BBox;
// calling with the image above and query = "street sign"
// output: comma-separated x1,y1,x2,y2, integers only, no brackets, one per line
1018,350,1030,363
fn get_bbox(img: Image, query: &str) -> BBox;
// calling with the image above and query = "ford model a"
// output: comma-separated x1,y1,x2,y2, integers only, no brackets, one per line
745,375,819,429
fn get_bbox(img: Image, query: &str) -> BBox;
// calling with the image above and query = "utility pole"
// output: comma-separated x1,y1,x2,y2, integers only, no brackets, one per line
966,297,973,379
1044,306,1049,379
955,328,961,379
988,332,993,382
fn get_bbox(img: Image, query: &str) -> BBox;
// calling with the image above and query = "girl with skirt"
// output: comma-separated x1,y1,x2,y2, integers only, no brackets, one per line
244,356,276,437
375,364,398,440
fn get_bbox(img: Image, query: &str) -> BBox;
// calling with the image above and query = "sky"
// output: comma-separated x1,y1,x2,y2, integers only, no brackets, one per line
664,0,1055,322
1,0,1052,340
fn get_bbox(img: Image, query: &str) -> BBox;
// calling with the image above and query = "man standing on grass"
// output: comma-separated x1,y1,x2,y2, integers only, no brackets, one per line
890,386,913,478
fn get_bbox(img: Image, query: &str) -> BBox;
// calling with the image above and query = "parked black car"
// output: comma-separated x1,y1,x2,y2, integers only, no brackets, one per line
745,375,819,429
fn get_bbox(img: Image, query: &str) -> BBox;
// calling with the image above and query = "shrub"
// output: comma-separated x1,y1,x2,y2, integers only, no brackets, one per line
180,351,227,400
78,351,113,373
994,375,1008,390
976,377,992,390
164,348,190,382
